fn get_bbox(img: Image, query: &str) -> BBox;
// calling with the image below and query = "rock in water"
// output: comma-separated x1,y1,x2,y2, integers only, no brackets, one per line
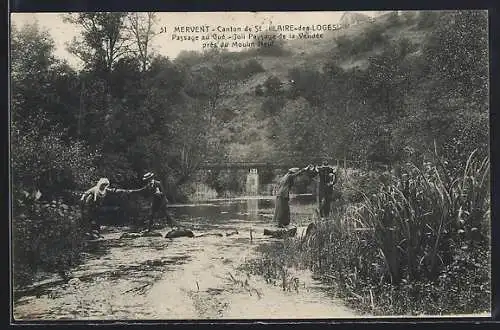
196,233,223,238
165,228,195,239
263,227,297,239
120,232,142,239
225,230,239,237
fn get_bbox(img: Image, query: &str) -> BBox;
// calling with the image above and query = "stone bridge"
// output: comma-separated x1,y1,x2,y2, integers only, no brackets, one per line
197,158,348,196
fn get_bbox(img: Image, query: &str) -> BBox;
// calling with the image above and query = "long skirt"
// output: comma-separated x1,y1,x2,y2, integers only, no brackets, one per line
273,196,290,227
80,201,100,232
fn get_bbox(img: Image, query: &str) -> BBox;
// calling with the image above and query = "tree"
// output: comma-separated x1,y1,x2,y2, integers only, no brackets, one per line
11,22,98,196
263,75,282,96
253,30,289,56
420,10,489,164
126,12,159,72
169,61,237,186
386,11,402,27
417,11,440,28
423,10,488,111
11,22,58,134
63,13,131,75
274,98,323,159
366,38,416,124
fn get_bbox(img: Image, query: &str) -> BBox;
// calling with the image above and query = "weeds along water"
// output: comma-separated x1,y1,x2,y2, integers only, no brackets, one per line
243,150,490,316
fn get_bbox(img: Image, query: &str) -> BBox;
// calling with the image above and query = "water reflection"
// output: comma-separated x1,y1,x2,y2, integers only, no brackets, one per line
170,197,280,225
169,196,312,226
246,199,259,220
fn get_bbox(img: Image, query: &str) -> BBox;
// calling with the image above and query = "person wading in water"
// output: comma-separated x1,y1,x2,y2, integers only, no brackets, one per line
273,165,315,228
316,161,338,218
141,172,177,232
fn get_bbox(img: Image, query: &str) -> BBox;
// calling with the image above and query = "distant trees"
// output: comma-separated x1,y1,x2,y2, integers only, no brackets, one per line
263,76,282,96
335,23,388,58
269,11,488,168
417,10,440,29
253,30,290,56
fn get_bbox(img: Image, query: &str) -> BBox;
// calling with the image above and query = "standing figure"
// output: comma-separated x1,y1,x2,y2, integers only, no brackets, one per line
316,162,338,218
142,172,177,231
80,178,144,233
273,165,314,228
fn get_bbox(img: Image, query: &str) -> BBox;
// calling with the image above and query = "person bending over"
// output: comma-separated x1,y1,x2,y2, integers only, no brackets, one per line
273,165,315,228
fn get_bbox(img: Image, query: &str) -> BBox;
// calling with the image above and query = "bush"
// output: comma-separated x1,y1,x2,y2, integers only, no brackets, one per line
260,96,286,117
335,24,388,58
263,76,283,96
386,12,402,27
12,196,85,288
241,59,265,78
337,168,385,204
11,127,99,287
11,128,98,199
417,11,440,29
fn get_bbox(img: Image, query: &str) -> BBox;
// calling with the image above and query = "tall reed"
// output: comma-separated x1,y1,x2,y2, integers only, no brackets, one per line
297,149,490,314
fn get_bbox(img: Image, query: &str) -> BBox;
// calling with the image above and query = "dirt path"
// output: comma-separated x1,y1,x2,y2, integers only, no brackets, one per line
13,220,358,320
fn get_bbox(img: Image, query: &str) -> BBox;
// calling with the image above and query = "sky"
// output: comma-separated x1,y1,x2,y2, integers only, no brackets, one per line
11,11,379,69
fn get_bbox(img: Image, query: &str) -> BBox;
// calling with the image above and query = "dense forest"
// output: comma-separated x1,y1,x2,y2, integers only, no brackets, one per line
11,9,490,308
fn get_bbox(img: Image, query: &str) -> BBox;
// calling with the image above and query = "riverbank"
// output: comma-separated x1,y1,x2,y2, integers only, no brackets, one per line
242,232,490,317
13,205,358,320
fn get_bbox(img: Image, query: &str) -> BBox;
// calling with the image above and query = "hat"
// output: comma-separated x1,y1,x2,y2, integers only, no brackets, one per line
143,172,155,181
288,167,300,174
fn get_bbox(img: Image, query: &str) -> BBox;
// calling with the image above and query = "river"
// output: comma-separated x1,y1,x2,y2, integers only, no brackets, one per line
13,196,359,320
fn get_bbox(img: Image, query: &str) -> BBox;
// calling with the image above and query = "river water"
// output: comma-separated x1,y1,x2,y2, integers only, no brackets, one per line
13,196,358,320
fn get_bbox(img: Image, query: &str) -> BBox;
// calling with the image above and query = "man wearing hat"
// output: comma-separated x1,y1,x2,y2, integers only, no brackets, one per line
273,165,315,227
142,172,177,231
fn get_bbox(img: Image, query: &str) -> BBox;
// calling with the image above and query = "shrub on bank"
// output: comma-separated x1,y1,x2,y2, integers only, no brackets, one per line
12,195,86,288
336,167,386,205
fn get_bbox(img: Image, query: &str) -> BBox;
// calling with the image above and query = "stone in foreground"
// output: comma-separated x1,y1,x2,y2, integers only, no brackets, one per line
165,228,195,238
119,231,163,239
141,231,163,237
263,226,297,239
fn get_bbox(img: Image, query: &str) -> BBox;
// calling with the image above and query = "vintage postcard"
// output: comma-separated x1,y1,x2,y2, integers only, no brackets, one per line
10,10,491,321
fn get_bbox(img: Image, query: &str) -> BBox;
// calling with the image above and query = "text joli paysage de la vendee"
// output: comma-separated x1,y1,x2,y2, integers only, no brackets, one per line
164,24,343,49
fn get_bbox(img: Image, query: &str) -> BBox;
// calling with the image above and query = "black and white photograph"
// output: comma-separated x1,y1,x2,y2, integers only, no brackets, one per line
10,10,491,320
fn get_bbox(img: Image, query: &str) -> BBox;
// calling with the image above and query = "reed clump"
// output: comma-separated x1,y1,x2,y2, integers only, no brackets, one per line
246,149,490,315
